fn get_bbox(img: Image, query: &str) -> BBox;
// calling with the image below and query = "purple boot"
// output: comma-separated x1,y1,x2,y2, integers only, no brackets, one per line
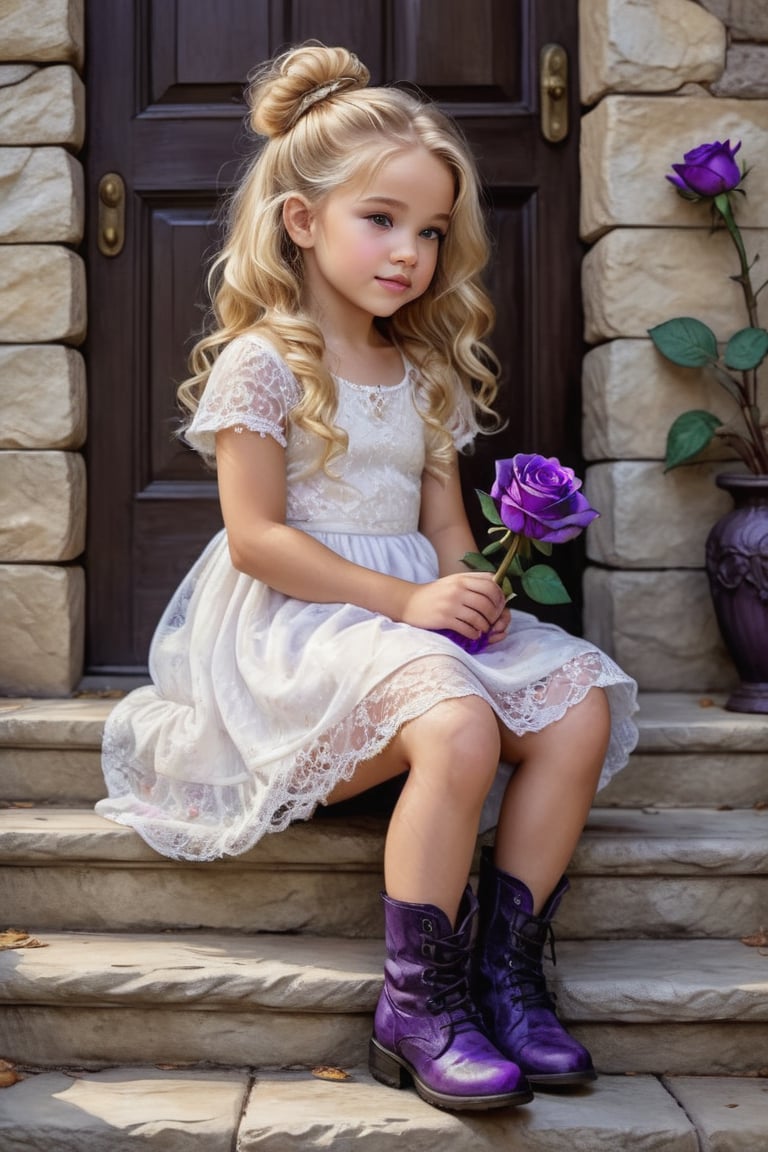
369,887,532,1111
473,849,596,1086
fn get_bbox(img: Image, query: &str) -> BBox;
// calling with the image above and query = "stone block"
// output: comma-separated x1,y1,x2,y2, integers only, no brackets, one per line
579,0,726,106
582,339,736,462
581,96,768,241
0,564,84,696
0,245,86,343
0,63,84,147
698,0,768,41
0,146,83,242
0,345,86,449
0,1067,249,1151
0,0,84,69
583,567,737,691
664,1076,768,1151
585,460,736,567
238,1070,698,1152
711,44,768,98
0,450,85,561
582,228,768,343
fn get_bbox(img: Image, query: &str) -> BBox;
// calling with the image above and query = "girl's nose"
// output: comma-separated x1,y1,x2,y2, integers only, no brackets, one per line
391,237,417,266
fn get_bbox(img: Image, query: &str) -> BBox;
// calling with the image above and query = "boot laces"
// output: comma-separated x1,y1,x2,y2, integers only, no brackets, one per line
422,933,483,1033
503,921,558,1011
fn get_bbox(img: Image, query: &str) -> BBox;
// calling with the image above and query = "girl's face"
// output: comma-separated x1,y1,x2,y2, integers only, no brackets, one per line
294,146,455,326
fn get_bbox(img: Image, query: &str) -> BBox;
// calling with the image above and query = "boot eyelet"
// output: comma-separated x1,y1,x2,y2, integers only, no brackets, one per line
513,896,522,906
421,918,434,933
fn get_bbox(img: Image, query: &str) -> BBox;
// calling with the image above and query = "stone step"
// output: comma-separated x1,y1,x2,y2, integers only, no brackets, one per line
2,693,768,809
0,932,766,1076
3,1066,766,1152
6,1066,766,1152
0,805,765,938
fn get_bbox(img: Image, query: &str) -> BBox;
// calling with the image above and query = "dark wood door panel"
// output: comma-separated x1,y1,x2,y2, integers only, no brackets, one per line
150,0,270,104
148,199,220,482
85,0,582,671
393,0,523,100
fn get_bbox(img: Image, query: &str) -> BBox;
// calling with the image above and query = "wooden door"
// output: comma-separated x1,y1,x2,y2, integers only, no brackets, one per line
84,0,582,674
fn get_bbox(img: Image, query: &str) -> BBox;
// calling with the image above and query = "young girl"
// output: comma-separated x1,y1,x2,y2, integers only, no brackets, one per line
97,43,638,1113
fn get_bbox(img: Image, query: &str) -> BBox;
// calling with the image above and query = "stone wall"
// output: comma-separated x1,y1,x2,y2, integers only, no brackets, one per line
0,1,86,694
579,0,768,690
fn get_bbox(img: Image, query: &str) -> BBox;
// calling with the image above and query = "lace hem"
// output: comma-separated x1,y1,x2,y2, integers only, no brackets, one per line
98,651,637,862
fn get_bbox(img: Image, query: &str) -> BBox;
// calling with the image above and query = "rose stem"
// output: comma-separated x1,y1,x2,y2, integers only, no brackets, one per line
714,192,768,471
493,533,521,586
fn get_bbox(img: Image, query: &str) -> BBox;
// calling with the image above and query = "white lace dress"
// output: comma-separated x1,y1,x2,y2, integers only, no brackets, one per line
97,334,638,860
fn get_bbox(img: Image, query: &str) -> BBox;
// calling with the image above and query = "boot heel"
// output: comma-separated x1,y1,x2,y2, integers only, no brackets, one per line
369,1038,411,1089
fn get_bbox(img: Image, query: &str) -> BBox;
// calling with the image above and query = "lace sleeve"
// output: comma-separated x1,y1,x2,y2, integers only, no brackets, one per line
184,336,302,465
446,385,480,452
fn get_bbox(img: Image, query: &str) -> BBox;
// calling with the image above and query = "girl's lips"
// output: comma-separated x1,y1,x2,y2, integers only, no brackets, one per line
376,276,410,292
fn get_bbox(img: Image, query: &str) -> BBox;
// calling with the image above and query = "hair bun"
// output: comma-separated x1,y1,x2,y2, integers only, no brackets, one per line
249,43,370,138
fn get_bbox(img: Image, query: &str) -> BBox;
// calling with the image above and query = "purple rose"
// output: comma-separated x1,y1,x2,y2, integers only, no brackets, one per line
667,140,742,198
491,454,598,544
435,627,490,655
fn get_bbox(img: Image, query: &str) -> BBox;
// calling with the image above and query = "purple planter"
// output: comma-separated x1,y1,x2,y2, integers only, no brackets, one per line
705,473,768,713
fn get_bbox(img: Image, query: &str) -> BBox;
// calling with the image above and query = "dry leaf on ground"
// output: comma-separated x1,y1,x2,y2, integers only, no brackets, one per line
740,928,768,948
0,929,47,951
311,1066,351,1081
0,1061,21,1088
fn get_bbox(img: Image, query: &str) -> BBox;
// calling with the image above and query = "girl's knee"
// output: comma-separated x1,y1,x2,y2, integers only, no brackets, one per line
404,696,501,796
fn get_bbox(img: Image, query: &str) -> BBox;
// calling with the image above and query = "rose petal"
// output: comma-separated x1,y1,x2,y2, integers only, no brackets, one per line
434,628,490,655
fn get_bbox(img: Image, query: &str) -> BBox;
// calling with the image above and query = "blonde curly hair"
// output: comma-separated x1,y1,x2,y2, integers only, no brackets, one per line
179,42,500,474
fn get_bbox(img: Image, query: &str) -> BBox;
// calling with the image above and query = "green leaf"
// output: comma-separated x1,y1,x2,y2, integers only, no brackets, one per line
531,539,553,556
648,318,718,367
475,489,503,526
461,551,496,573
520,564,571,605
724,327,768,371
481,539,505,557
664,410,723,471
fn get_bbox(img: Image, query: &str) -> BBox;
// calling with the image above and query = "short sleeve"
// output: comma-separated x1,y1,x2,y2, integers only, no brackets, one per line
183,336,302,465
446,385,480,452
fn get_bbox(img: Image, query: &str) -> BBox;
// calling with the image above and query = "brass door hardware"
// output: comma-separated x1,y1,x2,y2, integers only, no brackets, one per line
540,44,568,143
98,173,125,256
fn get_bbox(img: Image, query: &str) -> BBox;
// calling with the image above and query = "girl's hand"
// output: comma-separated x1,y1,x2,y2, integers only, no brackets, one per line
400,572,507,642
486,603,511,645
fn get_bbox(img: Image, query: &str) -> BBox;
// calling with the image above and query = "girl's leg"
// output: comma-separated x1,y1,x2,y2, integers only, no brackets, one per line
472,686,612,1086
326,696,532,1110
327,694,501,924
494,686,611,912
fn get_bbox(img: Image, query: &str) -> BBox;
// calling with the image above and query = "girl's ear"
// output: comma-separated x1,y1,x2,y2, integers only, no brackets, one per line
283,196,315,249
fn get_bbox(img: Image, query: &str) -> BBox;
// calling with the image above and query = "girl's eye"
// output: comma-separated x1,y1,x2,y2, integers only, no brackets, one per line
421,227,445,242
368,213,392,228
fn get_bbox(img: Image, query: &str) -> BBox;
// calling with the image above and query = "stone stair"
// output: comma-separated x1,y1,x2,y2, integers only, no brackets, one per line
0,691,767,1149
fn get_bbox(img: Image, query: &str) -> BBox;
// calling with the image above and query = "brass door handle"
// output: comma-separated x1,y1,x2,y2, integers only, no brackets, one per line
540,44,569,144
98,173,125,256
